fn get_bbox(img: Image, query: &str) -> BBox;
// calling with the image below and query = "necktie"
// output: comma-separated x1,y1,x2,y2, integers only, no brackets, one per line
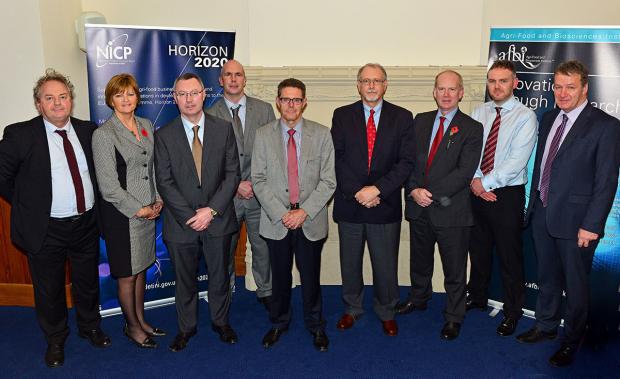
366,109,376,172
287,129,299,204
539,114,569,207
55,130,86,214
192,125,202,184
426,116,445,172
480,107,502,175
231,106,244,153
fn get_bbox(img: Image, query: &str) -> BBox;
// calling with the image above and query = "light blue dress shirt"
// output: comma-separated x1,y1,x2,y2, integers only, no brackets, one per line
428,108,458,153
44,119,95,217
363,100,383,130
181,112,205,147
223,95,247,131
472,97,538,191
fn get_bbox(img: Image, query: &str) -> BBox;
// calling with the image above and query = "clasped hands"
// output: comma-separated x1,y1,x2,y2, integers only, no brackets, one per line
355,186,381,208
282,209,307,230
236,180,254,200
135,200,163,220
186,207,216,232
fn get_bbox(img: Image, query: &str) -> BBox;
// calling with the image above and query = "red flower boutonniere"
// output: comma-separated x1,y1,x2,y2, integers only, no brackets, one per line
141,129,148,137
447,126,459,150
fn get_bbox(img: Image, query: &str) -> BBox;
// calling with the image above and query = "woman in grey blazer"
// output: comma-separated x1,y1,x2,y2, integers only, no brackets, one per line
92,74,164,348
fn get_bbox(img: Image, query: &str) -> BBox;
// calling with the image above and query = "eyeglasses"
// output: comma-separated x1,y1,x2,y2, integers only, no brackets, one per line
358,79,386,86
175,90,204,98
278,97,304,105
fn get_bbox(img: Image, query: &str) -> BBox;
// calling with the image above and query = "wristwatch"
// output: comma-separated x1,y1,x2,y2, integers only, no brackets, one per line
210,208,219,217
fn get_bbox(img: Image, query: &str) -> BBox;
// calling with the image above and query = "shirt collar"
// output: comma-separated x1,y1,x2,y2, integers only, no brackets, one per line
561,99,588,123
43,117,72,134
363,100,383,113
280,118,303,134
493,96,517,111
223,94,247,110
181,112,205,133
435,107,458,123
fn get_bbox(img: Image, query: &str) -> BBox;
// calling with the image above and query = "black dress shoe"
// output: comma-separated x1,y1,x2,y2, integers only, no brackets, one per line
78,328,112,348
45,343,64,368
262,327,288,348
145,327,167,337
496,317,518,337
312,330,329,352
169,331,197,352
395,300,427,315
516,327,557,344
123,324,158,349
549,345,576,367
440,322,461,340
212,324,238,344
465,298,487,312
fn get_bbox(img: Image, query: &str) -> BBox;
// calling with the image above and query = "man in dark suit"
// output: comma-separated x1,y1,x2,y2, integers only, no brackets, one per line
252,78,336,351
0,69,111,368
331,63,415,336
206,59,276,309
516,60,620,367
155,72,240,352
398,70,483,340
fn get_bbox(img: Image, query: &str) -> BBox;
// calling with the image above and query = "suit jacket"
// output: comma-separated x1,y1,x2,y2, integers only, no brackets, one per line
404,109,483,227
92,114,158,218
154,112,240,243
331,100,415,224
206,96,276,213
252,118,336,241
0,116,98,253
525,104,620,238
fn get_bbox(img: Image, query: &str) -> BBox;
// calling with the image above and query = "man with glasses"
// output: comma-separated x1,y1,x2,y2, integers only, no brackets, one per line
155,72,240,352
331,63,415,336
398,70,482,340
252,78,336,351
206,60,276,310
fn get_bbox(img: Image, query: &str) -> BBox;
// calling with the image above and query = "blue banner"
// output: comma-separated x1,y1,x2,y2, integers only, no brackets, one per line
488,27,620,335
85,25,235,313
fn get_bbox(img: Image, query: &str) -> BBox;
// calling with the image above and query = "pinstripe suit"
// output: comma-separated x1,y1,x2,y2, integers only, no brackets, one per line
92,113,158,277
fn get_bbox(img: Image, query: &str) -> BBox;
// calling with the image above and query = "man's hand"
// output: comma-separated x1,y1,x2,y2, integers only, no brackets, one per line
186,207,215,232
470,178,497,202
236,180,254,200
282,209,307,229
577,228,599,248
355,186,380,207
411,188,433,207
136,206,156,219
146,200,163,220
364,197,381,208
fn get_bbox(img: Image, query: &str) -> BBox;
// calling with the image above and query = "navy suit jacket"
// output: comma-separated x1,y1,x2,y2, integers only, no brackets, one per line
525,104,620,238
331,100,415,224
0,116,99,253
404,109,483,227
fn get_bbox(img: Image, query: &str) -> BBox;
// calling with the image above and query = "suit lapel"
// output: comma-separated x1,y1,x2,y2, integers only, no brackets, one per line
353,101,369,166
109,113,143,148
271,121,286,177
555,104,591,159
244,98,256,149
173,117,200,183
35,116,53,184
371,101,392,170
419,112,434,169
299,119,314,178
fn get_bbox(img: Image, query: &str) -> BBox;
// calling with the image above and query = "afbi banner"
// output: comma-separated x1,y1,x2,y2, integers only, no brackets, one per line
487,27,620,335
85,25,235,314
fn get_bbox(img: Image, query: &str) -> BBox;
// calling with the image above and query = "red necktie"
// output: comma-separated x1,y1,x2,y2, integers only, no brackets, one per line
55,130,86,214
480,107,502,174
287,129,299,204
426,116,445,172
539,114,569,207
366,109,376,172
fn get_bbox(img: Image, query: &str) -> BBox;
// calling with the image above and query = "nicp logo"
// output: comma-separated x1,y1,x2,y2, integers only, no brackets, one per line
96,34,134,67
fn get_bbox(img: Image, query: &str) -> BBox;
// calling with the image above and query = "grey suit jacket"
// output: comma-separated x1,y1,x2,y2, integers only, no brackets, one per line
252,118,336,241
206,96,276,212
155,112,240,243
92,114,158,218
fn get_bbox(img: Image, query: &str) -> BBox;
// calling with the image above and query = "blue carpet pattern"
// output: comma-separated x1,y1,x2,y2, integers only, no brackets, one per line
1,281,618,378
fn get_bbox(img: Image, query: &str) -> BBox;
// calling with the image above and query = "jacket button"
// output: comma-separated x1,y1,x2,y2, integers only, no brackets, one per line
143,176,149,180
143,164,147,167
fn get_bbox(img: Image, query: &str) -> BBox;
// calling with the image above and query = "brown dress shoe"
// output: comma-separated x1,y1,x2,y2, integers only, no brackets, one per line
382,320,398,336
336,314,357,330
